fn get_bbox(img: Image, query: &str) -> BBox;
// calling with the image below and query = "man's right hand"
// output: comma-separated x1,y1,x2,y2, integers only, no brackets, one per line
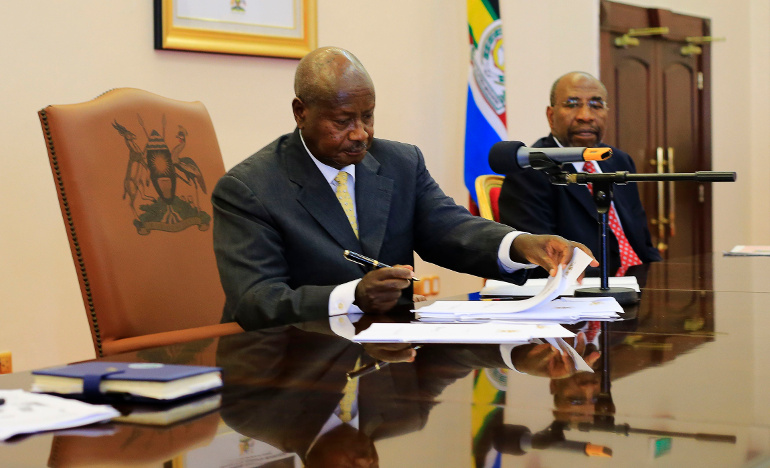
354,266,414,314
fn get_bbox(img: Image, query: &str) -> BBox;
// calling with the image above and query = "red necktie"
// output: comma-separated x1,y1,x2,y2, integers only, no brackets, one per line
584,320,601,344
583,161,642,276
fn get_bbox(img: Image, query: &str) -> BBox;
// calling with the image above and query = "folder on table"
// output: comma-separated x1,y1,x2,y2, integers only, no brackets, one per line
32,361,222,402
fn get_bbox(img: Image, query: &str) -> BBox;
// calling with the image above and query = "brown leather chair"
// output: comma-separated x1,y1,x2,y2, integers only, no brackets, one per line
39,88,242,357
474,174,505,222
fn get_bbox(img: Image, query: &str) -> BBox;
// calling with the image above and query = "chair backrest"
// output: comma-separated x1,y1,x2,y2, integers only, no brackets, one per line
39,88,241,357
474,175,505,221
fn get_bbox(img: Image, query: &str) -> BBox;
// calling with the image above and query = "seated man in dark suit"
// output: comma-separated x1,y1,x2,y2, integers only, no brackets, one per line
498,72,660,277
212,47,597,330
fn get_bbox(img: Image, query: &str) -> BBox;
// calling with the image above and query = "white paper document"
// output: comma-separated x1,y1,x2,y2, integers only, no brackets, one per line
416,296,622,323
0,389,119,441
413,248,622,323
352,321,575,343
480,276,639,297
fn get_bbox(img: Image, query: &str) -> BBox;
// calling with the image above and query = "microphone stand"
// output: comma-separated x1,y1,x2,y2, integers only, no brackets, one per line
531,155,736,305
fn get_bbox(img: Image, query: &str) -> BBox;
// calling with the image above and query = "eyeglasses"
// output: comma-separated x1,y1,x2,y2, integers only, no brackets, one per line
557,98,609,111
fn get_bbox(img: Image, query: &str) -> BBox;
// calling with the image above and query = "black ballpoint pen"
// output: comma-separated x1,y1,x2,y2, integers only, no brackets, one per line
346,346,423,380
343,250,420,281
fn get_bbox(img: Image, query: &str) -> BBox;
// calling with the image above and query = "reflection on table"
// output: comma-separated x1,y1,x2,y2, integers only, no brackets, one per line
1,253,768,467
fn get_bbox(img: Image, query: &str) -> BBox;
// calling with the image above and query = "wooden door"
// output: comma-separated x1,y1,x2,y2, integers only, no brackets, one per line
600,0,713,262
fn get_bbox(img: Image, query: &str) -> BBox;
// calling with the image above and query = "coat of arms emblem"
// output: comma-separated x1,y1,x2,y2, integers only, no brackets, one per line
112,115,211,234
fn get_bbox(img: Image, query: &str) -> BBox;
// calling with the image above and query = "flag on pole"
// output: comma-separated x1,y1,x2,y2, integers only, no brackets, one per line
464,0,507,203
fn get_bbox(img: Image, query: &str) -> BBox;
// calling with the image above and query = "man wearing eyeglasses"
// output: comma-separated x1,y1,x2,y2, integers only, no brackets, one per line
498,72,660,278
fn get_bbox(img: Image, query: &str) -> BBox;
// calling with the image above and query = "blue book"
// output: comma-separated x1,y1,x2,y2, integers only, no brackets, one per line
31,361,222,402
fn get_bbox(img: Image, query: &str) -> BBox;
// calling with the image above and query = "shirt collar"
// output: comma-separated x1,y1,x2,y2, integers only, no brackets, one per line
551,135,586,172
299,129,356,184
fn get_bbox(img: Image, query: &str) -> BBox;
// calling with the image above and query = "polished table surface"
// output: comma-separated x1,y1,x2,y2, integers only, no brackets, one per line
1,253,769,467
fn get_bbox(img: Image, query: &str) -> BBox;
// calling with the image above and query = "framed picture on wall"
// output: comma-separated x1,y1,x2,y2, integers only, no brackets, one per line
154,0,317,59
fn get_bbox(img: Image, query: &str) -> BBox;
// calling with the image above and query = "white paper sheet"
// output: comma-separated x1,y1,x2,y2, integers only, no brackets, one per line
352,322,575,343
415,296,622,323
413,248,621,323
480,276,640,297
0,389,119,441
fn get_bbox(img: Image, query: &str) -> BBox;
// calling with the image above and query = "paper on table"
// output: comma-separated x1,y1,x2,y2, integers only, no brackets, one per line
415,247,594,319
416,297,622,323
413,247,620,322
724,245,770,257
481,276,639,297
352,322,575,343
0,389,119,441
353,324,593,373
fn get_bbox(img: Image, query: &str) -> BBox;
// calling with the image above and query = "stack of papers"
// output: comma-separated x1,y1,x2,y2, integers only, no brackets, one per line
353,321,574,343
0,389,119,441
413,248,622,323
416,296,622,323
480,276,639,297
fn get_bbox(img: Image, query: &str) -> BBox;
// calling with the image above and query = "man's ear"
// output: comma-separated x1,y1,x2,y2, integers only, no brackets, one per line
546,106,555,131
292,97,306,128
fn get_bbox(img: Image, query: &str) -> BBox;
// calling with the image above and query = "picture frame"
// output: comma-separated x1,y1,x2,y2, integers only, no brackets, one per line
154,0,317,59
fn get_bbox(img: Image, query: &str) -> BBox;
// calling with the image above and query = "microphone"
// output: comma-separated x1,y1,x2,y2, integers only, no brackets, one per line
488,141,612,174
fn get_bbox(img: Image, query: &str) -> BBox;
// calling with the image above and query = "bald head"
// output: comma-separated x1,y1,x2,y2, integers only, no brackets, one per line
546,71,609,147
291,47,376,169
549,72,607,106
294,47,374,106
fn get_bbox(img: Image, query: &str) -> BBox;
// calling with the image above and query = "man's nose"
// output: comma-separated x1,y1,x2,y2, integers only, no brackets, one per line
349,119,369,141
575,104,595,121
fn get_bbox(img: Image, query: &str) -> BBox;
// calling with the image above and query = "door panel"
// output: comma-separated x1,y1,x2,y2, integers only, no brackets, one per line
600,0,712,263
611,50,657,243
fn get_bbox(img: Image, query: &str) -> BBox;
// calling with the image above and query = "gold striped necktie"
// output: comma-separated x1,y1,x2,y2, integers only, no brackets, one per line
339,356,361,423
334,171,359,238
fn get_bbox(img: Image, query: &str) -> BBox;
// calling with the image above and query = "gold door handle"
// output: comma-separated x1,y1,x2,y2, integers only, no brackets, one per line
681,36,726,56
615,27,670,48
655,147,668,251
667,147,676,237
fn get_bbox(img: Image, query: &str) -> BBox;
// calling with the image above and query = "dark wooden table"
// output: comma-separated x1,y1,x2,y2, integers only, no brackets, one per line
1,253,767,467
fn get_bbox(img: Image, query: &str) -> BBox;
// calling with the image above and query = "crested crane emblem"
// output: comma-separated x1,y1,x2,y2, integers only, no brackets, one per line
112,115,211,235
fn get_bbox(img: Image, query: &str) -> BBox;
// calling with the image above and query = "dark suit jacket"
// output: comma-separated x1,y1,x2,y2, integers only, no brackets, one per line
213,129,524,330
498,135,660,277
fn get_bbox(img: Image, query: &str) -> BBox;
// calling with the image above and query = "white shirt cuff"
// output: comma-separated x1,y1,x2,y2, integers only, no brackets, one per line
329,279,363,316
498,231,538,272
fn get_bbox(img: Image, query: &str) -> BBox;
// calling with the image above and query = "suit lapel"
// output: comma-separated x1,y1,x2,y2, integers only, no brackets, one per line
541,134,601,221
283,132,362,251
354,154,394,260
563,164,600,221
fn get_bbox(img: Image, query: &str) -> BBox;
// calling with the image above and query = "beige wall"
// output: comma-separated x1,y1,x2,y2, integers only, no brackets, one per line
0,0,766,372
